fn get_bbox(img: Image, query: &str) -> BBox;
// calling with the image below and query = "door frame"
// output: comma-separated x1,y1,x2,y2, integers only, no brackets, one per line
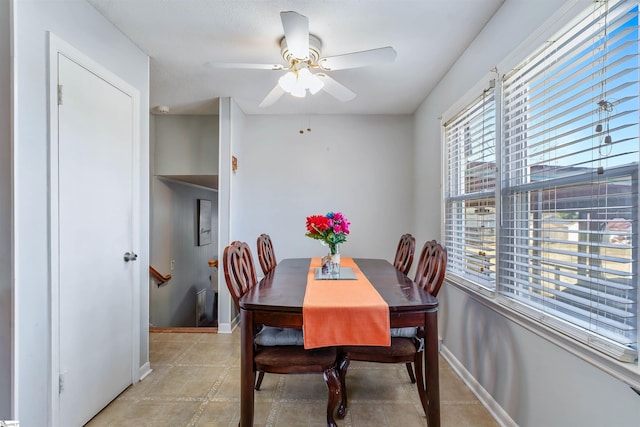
47,32,142,426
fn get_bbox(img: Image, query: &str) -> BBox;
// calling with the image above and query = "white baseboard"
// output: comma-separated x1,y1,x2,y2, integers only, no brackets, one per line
138,362,152,382
217,323,232,333
440,345,517,427
214,314,239,333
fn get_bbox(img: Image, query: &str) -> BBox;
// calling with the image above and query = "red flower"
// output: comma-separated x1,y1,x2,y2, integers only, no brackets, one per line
306,215,331,234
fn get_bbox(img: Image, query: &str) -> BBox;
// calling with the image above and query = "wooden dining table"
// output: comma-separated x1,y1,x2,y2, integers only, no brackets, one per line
238,257,440,426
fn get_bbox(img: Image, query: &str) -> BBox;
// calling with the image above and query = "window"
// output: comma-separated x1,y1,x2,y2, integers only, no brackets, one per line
444,88,497,290
444,0,639,361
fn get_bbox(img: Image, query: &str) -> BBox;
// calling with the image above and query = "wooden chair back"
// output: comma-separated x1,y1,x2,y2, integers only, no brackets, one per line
257,233,277,275
393,233,416,275
224,243,342,424
223,241,258,310
413,240,447,297
340,240,445,417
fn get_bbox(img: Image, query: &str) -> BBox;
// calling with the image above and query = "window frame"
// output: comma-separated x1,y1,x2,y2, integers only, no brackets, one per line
440,0,640,387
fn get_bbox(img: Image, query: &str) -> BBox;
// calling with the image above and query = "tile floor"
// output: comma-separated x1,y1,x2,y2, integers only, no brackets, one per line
86,330,499,427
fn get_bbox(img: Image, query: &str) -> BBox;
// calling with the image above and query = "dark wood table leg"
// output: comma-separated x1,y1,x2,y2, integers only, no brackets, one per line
337,351,350,419
425,310,440,427
240,309,254,427
323,367,341,427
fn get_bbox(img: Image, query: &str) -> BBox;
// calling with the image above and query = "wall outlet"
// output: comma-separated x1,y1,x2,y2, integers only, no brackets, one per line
170,260,175,271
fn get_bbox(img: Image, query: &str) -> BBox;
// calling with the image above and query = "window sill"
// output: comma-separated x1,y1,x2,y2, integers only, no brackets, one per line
445,276,640,391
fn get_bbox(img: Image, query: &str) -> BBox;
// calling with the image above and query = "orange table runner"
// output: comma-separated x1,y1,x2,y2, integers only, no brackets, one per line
302,257,390,349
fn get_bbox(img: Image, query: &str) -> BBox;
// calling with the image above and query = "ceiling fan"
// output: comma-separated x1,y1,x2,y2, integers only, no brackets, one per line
210,11,397,107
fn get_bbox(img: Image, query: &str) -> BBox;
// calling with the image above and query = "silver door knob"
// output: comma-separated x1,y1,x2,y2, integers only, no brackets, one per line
124,252,138,262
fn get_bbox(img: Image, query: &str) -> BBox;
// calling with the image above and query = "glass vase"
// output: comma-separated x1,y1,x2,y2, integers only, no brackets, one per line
328,245,340,277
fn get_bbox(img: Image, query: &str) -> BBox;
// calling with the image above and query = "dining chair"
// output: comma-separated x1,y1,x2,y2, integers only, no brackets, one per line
338,239,447,416
223,241,342,427
257,233,277,275
393,233,416,275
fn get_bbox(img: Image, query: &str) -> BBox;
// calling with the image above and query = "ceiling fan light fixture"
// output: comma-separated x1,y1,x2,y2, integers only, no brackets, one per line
290,85,306,98
298,67,324,94
277,65,324,98
278,71,297,93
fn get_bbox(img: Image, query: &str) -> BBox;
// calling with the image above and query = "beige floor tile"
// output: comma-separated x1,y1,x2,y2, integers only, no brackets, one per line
177,340,238,366
191,400,239,427
149,341,193,365
440,366,480,403
271,401,329,426
87,400,200,427
441,402,501,427
249,400,275,426
197,331,240,345
146,365,225,399
210,367,244,400
89,331,499,427
112,367,170,400
279,374,335,400
346,401,427,427
344,365,412,402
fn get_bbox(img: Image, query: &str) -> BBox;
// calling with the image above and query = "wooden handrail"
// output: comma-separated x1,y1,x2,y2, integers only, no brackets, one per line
208,259,218,268
149,265,171,285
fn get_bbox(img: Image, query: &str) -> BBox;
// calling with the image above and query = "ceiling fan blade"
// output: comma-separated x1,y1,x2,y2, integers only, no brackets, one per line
206,62,285,71
259,84,286,108
280,11,309,60
316,73,356,102
319,46,397,71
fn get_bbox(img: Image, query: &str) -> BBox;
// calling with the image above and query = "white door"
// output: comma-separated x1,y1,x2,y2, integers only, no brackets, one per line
57,53,135,426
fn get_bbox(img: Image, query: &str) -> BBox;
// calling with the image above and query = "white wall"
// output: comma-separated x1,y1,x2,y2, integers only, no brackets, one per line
234,114,414,263
220,112,413,329
150,114,219,327
154,115,219,175
415,0,640,425
216,97,244,332
0,0,12,418
12,1,149,425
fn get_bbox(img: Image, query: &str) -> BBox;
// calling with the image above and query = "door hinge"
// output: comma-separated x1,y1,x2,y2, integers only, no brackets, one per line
57,85,62,106
59,373,64,394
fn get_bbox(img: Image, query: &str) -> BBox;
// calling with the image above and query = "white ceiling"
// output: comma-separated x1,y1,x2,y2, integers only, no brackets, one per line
88,0,504,116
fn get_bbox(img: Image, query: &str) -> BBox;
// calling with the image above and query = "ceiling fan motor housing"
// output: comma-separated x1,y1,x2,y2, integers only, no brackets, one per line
280,34,322,66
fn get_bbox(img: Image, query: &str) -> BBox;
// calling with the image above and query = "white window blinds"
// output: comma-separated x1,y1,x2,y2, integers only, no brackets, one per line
500,0,638,360
444,88,497,290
